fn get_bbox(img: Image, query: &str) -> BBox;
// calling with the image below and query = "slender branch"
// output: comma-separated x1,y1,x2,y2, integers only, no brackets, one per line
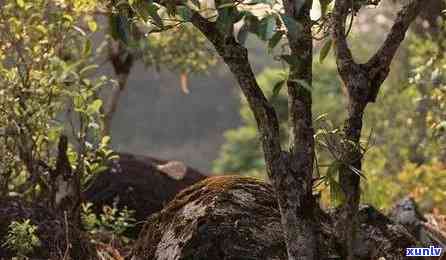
332,0,357,78
190,12,283,158
367,0,424,71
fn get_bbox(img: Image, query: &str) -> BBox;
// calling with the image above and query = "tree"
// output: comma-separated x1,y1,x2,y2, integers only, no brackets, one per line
101,1,217,136
111,0,429,258
125,0,321,258
213,62,344,178
0,0,121,257
331,0,424,258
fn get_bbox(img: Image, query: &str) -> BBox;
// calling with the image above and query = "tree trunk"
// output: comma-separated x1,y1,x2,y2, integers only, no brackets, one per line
282,0,318,258
331,1,424,258
189,11,318,259
102,73,130,137
102,39,134,137
338,93,367,260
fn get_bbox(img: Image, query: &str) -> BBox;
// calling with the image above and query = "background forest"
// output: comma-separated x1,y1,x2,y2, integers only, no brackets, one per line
0,0,445,259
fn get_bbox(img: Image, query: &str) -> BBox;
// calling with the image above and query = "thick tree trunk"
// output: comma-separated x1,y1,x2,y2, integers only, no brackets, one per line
221,46,315,260
332,0,424,258
338,96,366,260
189,12,318,259
282,0,318,258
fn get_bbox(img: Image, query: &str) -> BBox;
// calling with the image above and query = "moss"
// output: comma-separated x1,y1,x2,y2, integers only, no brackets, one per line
133,176,275,258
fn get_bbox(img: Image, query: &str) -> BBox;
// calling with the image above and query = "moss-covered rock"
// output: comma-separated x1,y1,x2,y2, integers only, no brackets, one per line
133,176,422,260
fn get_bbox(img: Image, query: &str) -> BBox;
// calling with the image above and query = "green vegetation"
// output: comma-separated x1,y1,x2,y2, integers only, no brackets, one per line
214,20,446,212
0,0,445,258
3,219,41,258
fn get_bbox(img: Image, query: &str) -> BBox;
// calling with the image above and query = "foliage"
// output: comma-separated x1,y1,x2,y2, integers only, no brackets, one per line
108,0,218,76
2,219,41,257
213,60,344,177
139,24,217,74
81,202,136,240
0,0,113,198
214,17,446,210
361,21,446,211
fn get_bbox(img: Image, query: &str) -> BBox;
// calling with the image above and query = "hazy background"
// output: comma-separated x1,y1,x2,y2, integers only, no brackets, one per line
101,37,277,172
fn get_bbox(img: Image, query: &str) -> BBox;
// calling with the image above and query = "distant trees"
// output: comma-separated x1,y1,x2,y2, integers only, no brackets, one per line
102,1,217,136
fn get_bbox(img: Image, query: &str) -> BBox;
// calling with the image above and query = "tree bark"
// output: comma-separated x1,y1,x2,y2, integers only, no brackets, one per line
103,72,130,137
102,39,134,137
283,0,318,258
189,11,318,259
331,0,424,259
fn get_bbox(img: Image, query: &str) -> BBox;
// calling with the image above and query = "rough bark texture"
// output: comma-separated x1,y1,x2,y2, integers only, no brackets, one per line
84,152,207,237
132,176,424,260
331,0,424,258
282,0,318,258
188,10,318,259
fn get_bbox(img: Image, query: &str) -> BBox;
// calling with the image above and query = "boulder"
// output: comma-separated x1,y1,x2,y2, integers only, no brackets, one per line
390,197,446,250
84,153,207,236
133,176,422,260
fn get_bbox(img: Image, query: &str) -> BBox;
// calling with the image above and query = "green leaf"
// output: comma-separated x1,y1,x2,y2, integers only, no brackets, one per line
280,14,302,38
237,24,249,45
147,4,163,28
132,0,151,21
293,79,312,91
101,136,111,147
246,0,274,6
87,99,103,114
16,0,25,8
83,39,92,57
87,19,98,32
326,162,345,206
190,0,201,8
348,164,367,179
319,39,332,63
79,64,99,76
256,15,276,41
216,6,236,35
268,31,283,50
177,6,193,21
272,79,286,98
280,54,300,67
319,0,332,16
329,179,345,206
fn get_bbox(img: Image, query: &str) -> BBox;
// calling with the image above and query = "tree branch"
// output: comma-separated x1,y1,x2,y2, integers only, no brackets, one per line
332,0,357,78
366,0,424,96
367,0,424,70
190,11,283,161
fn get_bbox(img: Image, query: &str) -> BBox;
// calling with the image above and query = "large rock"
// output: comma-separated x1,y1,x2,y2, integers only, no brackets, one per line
133,176,422,260
390,197,446,250
84,153,207,235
